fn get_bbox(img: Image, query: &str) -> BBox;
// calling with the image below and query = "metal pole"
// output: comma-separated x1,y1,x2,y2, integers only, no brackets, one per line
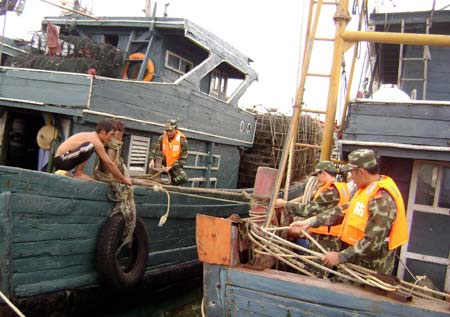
320,0,351,160
340,29,450,46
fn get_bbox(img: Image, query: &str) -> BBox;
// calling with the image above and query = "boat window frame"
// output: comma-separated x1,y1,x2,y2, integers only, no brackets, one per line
398,159,450,292
209,69,228,100
126,134,151,175
165,50,194,75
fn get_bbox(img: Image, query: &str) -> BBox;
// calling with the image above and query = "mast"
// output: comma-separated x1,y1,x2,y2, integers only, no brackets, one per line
320,0,351,160
144,0,151,17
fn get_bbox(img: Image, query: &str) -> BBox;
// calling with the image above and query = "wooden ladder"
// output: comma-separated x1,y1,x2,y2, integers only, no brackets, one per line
397,18,431,100
123,3,158,81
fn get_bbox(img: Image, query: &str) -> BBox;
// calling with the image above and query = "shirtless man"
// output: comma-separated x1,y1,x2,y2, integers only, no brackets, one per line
54,120,132,185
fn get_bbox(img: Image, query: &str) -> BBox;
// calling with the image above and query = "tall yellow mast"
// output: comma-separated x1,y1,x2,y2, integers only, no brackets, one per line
320,0,351,160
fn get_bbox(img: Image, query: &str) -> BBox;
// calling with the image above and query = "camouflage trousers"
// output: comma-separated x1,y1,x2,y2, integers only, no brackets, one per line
348,249,395,275
307,233,341,278
169,165,189,185
332,245,395,284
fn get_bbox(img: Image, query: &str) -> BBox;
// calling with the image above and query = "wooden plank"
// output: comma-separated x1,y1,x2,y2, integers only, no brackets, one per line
14,273,97,298
222,266,450,317
12,264,94,287
345,115,450,139
10,194,111,217
147,245,197,267
0,72,91,107
12,222,101,243
227,287,384,317
89,79,255,146
11,238,97,259
0,192,12,297
349,103,450,121
12,253,94,273
203,263,227,317
0,168,112,201
342,133,449,147
341,143,450,162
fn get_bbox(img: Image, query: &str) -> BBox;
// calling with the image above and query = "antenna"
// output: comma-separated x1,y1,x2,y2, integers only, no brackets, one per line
164,2,169,17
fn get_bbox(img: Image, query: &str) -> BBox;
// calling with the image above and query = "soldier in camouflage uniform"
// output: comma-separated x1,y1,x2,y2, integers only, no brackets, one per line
276,161,350,277
289,149,408,275
148,119,189,185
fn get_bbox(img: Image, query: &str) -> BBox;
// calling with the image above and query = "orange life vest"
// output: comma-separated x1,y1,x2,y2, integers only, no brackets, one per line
308,182,350,236
162,130,186,167
339,176,408,250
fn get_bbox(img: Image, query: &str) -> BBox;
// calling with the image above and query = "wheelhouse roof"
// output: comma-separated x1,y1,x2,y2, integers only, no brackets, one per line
42,16,258,81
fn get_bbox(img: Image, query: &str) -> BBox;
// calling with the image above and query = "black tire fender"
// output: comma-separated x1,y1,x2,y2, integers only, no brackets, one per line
96,214,149,291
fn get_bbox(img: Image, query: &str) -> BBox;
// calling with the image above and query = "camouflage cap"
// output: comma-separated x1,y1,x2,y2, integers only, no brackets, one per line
346,149,377,170
340,164,353,173
164,119,178,131
311,160,337,175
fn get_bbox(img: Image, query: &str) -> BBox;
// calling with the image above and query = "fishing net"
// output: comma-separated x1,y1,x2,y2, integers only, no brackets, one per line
6,33,125,78
238,113,322,188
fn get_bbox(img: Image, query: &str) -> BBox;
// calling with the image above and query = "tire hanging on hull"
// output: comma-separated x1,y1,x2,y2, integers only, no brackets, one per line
96,214,149,291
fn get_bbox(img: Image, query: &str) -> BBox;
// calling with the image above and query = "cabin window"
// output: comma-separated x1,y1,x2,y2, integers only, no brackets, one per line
415,163,437,206
126,135,150,175
209,70,228,100
438,167,450,208
165,50,193,74
398,160,450,292
103,34,119,47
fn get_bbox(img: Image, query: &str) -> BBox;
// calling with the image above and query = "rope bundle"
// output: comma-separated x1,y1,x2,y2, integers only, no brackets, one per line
244,220,450,301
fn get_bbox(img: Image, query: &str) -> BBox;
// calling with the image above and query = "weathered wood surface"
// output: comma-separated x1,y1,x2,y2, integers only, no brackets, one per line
0,166,248,298
343,101,450,161
89,79,256,147
204,264,450,317
345,102,450,145
0,67,91,108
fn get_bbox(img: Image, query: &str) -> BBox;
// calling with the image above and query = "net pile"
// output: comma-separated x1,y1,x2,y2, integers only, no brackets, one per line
6,33,124,78
238,113,322,188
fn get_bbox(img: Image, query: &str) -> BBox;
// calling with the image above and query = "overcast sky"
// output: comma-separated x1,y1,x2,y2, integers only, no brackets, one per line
1,0,449,116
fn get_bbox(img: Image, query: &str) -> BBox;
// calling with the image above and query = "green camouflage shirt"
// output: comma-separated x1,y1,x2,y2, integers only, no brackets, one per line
309,189,397,273
286,186,340,217
148,133,188,168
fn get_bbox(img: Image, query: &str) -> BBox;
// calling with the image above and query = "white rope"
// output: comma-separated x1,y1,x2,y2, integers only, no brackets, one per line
0,291,26,317
153,185,171,226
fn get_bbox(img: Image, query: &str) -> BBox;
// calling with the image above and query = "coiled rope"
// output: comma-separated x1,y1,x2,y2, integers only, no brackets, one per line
93,139,136,250
246,222,449,300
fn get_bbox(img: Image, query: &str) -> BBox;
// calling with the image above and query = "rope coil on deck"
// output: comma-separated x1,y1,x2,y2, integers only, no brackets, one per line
242,219,450,300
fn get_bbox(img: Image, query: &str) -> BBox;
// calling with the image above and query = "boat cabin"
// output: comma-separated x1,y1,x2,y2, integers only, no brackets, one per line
341,10,450,293
0,16,258,189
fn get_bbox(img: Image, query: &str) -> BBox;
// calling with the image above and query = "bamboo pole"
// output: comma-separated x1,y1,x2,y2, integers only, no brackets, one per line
283,0,315,200
264,0,324,227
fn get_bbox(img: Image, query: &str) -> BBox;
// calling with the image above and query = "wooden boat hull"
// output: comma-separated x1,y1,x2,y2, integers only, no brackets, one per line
0,166,249,299
203,264,450,317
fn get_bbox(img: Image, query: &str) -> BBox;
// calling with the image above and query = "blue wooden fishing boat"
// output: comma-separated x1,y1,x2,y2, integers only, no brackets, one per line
198,1,450,316
0,2,260,310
